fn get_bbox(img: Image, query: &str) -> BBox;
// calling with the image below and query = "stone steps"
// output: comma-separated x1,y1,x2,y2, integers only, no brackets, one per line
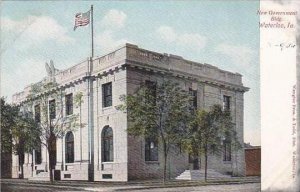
176,169,232,180
28,171,50,181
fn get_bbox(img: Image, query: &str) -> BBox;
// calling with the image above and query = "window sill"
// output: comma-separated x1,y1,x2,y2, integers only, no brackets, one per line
102,161,114,164
102,106,113,110
223,161,232,164
145,161,159,165
65,162,76,165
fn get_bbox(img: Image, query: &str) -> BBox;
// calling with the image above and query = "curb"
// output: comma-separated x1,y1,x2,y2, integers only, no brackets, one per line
113,180,261,191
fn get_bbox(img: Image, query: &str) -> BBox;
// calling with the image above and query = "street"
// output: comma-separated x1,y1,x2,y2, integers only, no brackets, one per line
1,179,260,192
127,183,260,192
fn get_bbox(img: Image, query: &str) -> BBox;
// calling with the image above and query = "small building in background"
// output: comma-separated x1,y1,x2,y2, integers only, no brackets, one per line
244,143,261,176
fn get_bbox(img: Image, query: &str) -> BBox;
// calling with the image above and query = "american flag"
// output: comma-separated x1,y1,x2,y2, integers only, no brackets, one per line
74,10,90,31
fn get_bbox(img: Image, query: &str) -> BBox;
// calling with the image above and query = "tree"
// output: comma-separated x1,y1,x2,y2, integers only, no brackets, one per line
12,113,41,178
26,82,79,182
183,105,241,181
74,91,84,161
1,97,17,154
117,81,193,183
1,97,41,178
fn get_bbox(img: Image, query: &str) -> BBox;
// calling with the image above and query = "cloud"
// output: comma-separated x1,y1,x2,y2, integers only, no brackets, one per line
2,16,74,44
2,17,18,31
1,16,75,101
177,33,206,50
95,31,129,53
1,58,46,100
156,26,176,43
95,9,131,53
215,43,254,67
156,25,207,50
100,9,127,29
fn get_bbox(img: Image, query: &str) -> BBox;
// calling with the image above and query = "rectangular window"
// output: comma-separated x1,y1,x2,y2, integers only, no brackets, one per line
102,82,112,107
223,141,231,161
189,88,197,110
35,144,42,164
34,104,41,123
49,99,56,119
145,80,156,105
65,93,73,115
64,174,71,178
223,95,230,111
102,174,112,179
145,137,158,161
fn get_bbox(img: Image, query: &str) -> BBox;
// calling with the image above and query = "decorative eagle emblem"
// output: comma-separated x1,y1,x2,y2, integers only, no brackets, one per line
45,60,59,77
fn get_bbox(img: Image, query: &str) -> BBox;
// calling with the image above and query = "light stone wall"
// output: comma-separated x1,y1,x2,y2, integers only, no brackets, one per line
125,47,247,178
93,69,128,182
11,153,19,178
201,84,245,176
55,80,90,180
11,43,247,181
126,68,192,180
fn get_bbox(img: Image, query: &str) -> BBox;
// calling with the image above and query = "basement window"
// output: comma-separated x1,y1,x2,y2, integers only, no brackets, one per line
102,174,112,179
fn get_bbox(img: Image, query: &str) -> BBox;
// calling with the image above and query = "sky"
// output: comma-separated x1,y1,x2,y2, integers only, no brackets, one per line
0,1,260,145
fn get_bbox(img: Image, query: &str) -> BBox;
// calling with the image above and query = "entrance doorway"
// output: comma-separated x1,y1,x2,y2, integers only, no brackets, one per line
189,154,200,170
193,157,199,170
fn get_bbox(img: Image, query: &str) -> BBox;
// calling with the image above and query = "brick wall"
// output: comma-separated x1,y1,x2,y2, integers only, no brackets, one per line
245,148,261,176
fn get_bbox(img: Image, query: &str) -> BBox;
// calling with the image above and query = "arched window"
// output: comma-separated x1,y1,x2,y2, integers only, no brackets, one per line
65,132,74,163
145,137,158,161
102,126,113,162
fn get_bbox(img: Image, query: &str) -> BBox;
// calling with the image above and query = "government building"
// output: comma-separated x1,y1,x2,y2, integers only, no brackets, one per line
11,44,249,181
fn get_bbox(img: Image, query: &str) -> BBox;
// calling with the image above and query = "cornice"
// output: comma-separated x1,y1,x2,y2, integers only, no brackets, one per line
125,60,249,93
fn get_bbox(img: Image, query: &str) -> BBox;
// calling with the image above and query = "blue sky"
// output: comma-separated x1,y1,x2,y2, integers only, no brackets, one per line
1,1,260,145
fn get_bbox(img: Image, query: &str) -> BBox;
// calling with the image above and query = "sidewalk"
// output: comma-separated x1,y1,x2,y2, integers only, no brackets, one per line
86,177,261,191
1,176,260,191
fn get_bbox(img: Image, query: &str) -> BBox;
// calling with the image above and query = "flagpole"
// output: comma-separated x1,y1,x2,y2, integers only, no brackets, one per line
88,4,94,181
91,5,94,58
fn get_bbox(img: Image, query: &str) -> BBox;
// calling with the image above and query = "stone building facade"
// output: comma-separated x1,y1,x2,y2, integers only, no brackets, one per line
11,44,248,181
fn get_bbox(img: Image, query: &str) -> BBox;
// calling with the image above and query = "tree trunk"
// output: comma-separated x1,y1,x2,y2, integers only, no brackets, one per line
199,154,201,169
204,147,208,182
199,145,202,169
163,142,167,184
48,135,55,183
48,147,54,183
20,164,24,179
18,151,25,179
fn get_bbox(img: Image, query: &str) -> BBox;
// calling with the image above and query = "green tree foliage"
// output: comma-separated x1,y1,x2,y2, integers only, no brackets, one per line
1,97,41,153
183,105,241,181
117,81,193,183
1,97,41,178
1,97,17,154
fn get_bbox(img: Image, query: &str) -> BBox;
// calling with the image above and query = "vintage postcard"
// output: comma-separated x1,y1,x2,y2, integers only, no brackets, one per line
0,1,298,192
260,1,299,191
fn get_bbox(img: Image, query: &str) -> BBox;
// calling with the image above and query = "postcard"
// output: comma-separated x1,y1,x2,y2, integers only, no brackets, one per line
0,1,299,192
